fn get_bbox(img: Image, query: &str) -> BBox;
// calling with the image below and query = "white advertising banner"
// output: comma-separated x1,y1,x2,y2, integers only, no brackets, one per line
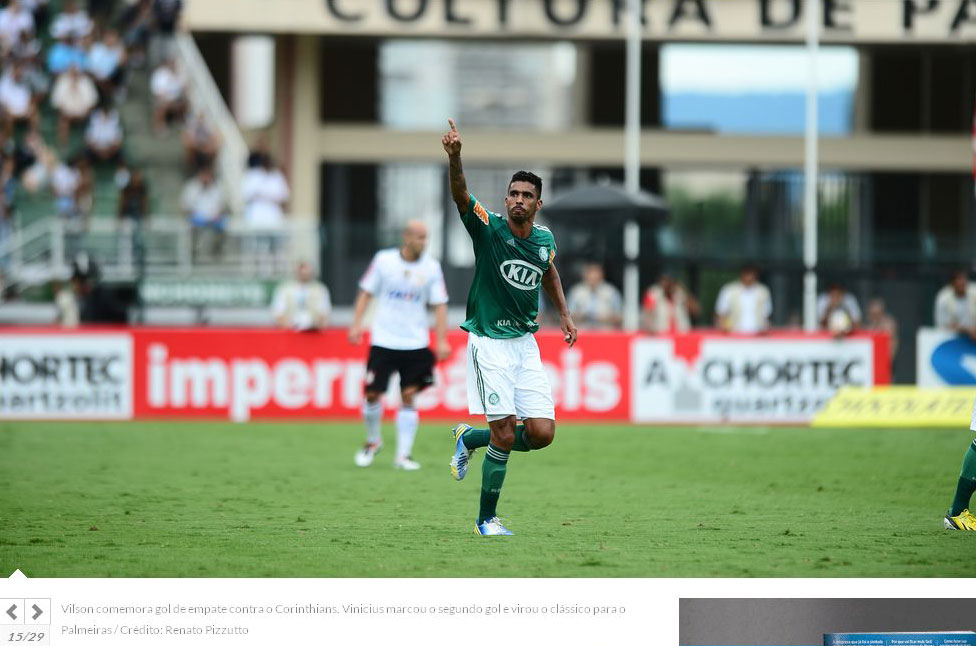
916,326,976,386
0,334,133,419
631,336,876,424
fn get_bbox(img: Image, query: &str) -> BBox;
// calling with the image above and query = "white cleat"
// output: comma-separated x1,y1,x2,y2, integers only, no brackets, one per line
394,456,421,471
475,516,513,536
354,442,382,467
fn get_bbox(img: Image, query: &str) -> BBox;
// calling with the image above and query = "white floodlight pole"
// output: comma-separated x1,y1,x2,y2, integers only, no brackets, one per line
803,0,820,332
623,0,642,331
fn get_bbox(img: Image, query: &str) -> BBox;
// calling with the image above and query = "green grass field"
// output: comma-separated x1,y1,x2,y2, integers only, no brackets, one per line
1,420,974,577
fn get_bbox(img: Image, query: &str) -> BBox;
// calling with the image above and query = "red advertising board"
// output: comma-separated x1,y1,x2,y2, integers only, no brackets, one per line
0,327,889,423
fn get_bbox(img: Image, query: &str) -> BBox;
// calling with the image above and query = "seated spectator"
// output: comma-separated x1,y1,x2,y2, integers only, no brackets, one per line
117,167,148,271
642,271,700,334
935,269,976,339
864,297,898,360
271,261,331,331
0,0,35,55
181,114,221,171
714,264,772,334
86,28,127,99
51,154,86,226
9,28,41,63
18,128,57,192
84,101,124,166
51,64,98,144
46,34,86,75
0,63,38,137
566,262,623,330
242,155,289,230
181,165,226,260
817,282,861,337
149,58,185,134
49,0,92,42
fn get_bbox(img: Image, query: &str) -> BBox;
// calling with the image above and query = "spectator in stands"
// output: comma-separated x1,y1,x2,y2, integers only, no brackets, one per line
51,154,88,257
20,0,48,33
53,278,79,327
46,33,86,75
182,113,221,172
817,282,861,338
864,297,898,360
9,28,41,63
117,166,148,272
49,0,92,42
0,62,38,137
18,128,57,193
119,0,152,66
935,269,976,339
72,254,128,323
246,135,270,169
0,0,35,55
714,264,772,334
149,0,181,66
566,262,623,330
51,63,98,145
243,154,289,229
86,28,127,100
0,156,15,268
84,100,124,166
642,271,700,334
149,57,185,134
271,260,331,331
181,164,226,260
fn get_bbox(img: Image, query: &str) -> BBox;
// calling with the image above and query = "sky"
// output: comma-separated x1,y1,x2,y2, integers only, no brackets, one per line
661,44,859,94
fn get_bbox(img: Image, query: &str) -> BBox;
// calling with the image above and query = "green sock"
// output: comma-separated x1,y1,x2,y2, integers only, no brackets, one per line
512,425,533,452
478,444,509,524
461,427,490,450
949,440,976,516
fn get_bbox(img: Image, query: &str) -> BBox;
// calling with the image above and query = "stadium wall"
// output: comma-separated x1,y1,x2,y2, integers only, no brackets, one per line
0,329,889,424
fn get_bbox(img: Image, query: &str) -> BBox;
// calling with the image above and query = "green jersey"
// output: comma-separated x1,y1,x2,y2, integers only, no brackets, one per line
459,194,557,339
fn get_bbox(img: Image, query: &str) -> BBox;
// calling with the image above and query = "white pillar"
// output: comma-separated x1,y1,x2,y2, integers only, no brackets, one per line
803,0,820,332
623,0,642,332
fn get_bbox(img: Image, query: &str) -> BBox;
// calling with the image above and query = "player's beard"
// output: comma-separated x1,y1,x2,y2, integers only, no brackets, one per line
508,210,532,225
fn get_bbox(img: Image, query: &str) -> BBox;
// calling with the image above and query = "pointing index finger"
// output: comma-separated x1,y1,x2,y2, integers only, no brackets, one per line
448,118,458,132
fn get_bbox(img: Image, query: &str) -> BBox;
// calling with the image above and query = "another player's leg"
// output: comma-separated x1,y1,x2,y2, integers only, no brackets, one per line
475,415,515,536
355,391,384,467
945,438,976,530
355,346,391,467
393,386,421,470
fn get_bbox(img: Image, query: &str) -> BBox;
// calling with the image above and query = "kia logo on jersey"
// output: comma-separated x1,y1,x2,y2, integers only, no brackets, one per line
930,336,976,385
500,260,543,290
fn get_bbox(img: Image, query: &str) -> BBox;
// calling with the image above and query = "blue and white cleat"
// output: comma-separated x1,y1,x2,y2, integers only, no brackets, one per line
450,422,475,481
475,517,513,536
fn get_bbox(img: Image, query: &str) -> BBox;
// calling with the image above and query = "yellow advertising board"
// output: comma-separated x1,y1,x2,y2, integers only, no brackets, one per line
813,386,976,428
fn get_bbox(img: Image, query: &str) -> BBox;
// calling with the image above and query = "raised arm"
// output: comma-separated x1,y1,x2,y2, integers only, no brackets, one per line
441,118,469,214
542,261,578,348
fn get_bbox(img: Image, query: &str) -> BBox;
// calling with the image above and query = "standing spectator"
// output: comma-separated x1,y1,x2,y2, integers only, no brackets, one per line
864,297,898,361
817,282,861,337
149,0,181,65
181,164,226,260
84,100,124,166
86,28,127,100
117,166,147,272
0,156,15,269
0,62,38,137
51,154,87,257
51,64,98,145
935,269,976,339
566,261,623,330
242,156,290,270
642,271,700,334
53,278,79,327
271,260,331,331
0,0,35,54
49,0,92,42
149,57,185,133
714,264,772,334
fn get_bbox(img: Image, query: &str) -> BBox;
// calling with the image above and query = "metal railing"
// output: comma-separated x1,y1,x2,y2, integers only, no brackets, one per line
0,217,321,283
174,32,248,215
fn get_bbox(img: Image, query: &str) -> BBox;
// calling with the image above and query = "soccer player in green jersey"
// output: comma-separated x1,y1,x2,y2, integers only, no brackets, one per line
441,118,578,536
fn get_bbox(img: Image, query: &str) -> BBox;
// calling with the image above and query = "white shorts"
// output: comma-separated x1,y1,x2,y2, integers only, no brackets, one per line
466,333,555,421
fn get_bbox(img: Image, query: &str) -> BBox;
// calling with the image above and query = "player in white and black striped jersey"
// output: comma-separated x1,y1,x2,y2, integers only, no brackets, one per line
348,220,451,470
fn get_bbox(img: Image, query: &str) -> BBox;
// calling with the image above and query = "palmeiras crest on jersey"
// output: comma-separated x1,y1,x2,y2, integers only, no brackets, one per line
539,246,549,262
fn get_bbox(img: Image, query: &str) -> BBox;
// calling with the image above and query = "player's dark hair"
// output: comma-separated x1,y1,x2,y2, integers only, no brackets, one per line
509,170,542,199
